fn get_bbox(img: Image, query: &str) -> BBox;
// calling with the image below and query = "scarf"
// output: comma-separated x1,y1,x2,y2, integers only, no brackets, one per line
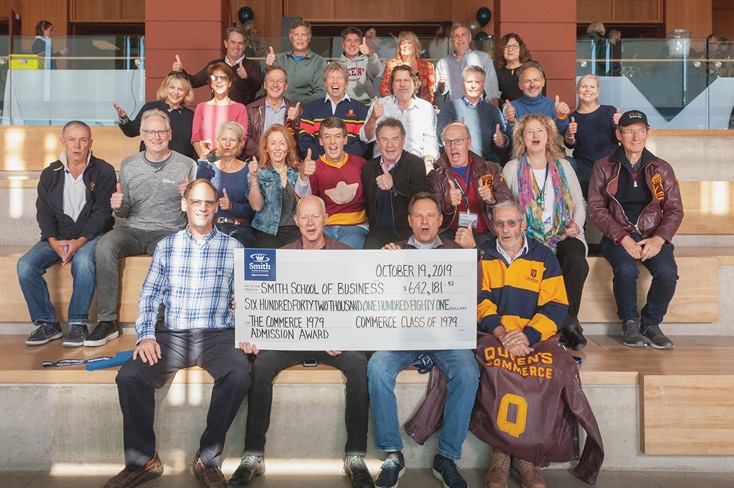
515,156,574,251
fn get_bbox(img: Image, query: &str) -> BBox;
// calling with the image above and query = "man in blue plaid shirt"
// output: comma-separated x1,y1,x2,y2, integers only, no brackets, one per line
105,179,251,488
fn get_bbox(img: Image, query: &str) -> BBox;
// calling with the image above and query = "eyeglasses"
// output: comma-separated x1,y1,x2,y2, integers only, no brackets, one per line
620,128,648,137
141,129,170,137
210,75,229,82
188,199,217,209
504,44,520,51
443,138,466,147
494,219,520,228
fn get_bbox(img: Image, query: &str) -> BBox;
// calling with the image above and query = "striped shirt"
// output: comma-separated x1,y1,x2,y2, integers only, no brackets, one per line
135,226,243,343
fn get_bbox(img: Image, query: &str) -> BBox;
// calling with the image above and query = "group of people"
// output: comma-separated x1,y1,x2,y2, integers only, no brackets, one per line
16,18,684,488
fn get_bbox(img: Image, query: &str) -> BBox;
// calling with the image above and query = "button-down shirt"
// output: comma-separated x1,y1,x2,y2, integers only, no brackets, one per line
135,226,243,343
497,234,529,264
360,95,439,160
263,98,287,134
435,49,500,101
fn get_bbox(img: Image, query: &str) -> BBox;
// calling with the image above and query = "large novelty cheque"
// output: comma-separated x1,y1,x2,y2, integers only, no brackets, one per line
234,248,477,350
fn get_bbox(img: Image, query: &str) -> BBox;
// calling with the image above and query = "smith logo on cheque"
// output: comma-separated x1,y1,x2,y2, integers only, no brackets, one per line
245,250,276,281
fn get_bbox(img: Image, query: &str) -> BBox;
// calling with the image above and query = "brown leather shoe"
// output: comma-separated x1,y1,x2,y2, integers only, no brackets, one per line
192,453,227,488
104,454,163,488
511,457,546,488
484,447,510,488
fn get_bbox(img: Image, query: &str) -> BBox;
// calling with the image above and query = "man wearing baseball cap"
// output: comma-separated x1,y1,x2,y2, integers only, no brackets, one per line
587,110,683,349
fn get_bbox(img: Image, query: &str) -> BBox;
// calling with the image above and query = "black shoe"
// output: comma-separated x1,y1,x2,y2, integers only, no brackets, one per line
344,454,374,488
641,324,674,350
228,454,264,486
63,324,88,348
561,322,587,351
84,320,121,347
622,319,649,347
375,452,405,488
432,454,467,488
25,321,63,346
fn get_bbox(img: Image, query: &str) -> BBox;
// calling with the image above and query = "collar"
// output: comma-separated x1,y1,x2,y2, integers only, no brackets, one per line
380,153,402,171
320,153,349,168
461,96,483,108
496,234,528,263
408,234,443,249
184,225,218,244
265,97,286,111
59,150,92,170
324,93,351,104
225,55,246,67
288,50,312,59
391,95,416,110
451,48,473,60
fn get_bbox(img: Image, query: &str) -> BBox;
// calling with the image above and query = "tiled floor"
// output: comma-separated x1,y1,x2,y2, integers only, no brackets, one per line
3,469,733,488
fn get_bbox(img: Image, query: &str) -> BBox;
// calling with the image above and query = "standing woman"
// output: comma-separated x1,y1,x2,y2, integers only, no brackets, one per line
197,122,255,247
247,124,302,248
503,114,589,350
191,62,248,160
494,33,539,105
113,72,196,159
379,31,436,104
32,20,68,68
564,74,620,197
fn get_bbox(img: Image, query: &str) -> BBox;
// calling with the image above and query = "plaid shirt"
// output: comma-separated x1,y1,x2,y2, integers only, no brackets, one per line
135,226,242,343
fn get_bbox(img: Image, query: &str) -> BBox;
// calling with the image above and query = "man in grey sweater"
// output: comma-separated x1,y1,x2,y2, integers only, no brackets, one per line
91,109,196,346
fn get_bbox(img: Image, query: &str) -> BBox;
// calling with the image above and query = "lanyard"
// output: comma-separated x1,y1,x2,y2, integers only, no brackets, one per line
534,162,550,207
451,163,473,208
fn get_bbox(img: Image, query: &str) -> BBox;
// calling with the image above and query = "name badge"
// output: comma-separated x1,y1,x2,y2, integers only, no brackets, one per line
542,211,553,225
458,211,479,229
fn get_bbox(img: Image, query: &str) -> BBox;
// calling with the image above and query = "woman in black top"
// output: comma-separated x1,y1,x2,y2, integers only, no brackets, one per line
112,72,196,159
494,33,543,105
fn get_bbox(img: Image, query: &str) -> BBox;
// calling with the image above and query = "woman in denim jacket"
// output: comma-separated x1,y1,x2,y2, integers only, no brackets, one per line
247,124,302,248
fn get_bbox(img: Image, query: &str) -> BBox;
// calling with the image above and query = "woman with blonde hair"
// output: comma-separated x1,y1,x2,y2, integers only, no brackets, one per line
503,114,589,351
379,31,436,103
113,71,196,159
247,124,302,248
196,121,255,246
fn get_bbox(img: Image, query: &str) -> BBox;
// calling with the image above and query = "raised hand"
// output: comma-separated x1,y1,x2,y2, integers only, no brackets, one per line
236,61,248,79
476,177,495,204
454,222,476,249
265,46,275,67
178,174,190,196
300,148,316,179
504,100,516,125
248,157,259,176
112,102,127,119
219,188,231,210
613,107,622,125
172,54,183,72
199,140,213,159
567,117,578,136
287,102,301,121
555,95,570,117
492,123,507,148
371,97,384,120
376,162,394,191
359,37,371,56
110,182,124,210
448,180,462,207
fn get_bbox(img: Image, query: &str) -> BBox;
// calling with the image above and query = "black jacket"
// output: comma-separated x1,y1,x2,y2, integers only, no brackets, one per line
184,57,263,106
36,155,117,241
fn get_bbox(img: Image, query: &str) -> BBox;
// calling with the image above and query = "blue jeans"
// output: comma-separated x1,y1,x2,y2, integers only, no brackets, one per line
368,349,479,460
324,225,368,249
599,235,678,326
17,236,101,325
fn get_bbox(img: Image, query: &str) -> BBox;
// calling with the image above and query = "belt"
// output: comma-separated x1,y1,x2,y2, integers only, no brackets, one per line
216,217,249,225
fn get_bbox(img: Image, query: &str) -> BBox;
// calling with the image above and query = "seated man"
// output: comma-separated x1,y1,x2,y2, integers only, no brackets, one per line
295,117,369,249
588,110,682,349
428,122,514,248
339,26,381,105
369,191,479,488
299,61,368,158
104,179,251,488
19,121,116,347
361,118,428,249
478,200,568,488
94,109,196,342
437,65,510,165
173,26,262,106
244,66,300,158
360,65,439,173
265,19,327,105
232,195,373,488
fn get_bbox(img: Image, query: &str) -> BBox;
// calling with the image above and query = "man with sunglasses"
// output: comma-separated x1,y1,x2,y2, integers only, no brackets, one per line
93,109,196,347
105,179,251,488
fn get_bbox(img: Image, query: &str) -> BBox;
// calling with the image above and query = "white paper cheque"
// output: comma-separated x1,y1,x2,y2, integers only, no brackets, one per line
234,248,477,351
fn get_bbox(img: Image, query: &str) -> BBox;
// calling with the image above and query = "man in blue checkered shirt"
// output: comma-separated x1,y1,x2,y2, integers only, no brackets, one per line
105,179,251,488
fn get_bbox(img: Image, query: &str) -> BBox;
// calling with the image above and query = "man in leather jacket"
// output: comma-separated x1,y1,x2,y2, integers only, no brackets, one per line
588,110,683,349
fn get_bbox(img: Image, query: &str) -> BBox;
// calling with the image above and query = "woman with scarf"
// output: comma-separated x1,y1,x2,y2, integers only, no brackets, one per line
503,114,589,351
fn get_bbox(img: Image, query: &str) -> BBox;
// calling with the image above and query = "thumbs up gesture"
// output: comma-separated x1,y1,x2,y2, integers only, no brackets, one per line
376,162,394,190
236,61,248,79
110,182,124,210
477,176,495,204
503,100,516,125
371,97,384,120
554,95,570,117
287,102,301,122
300,148,316,180
454,221,477,249
568,116,578,136
359,37,371,56
248,157,260,177
613,107,622,125
266,46,276,67
172,54,183,72
178,174,190,196
447,179,462,207
219,187,231,211
492,123,507,148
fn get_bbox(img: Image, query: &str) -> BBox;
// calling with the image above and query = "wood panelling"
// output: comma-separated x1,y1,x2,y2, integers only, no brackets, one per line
71,0,118,22
577,0,612,22
406,0,449,21
20,0,68,37
713,0,734,39
665,0,713,40
284,0,333,20
614,0,662,22
230,0,282,50
334,0,398,22
120,0,145,22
